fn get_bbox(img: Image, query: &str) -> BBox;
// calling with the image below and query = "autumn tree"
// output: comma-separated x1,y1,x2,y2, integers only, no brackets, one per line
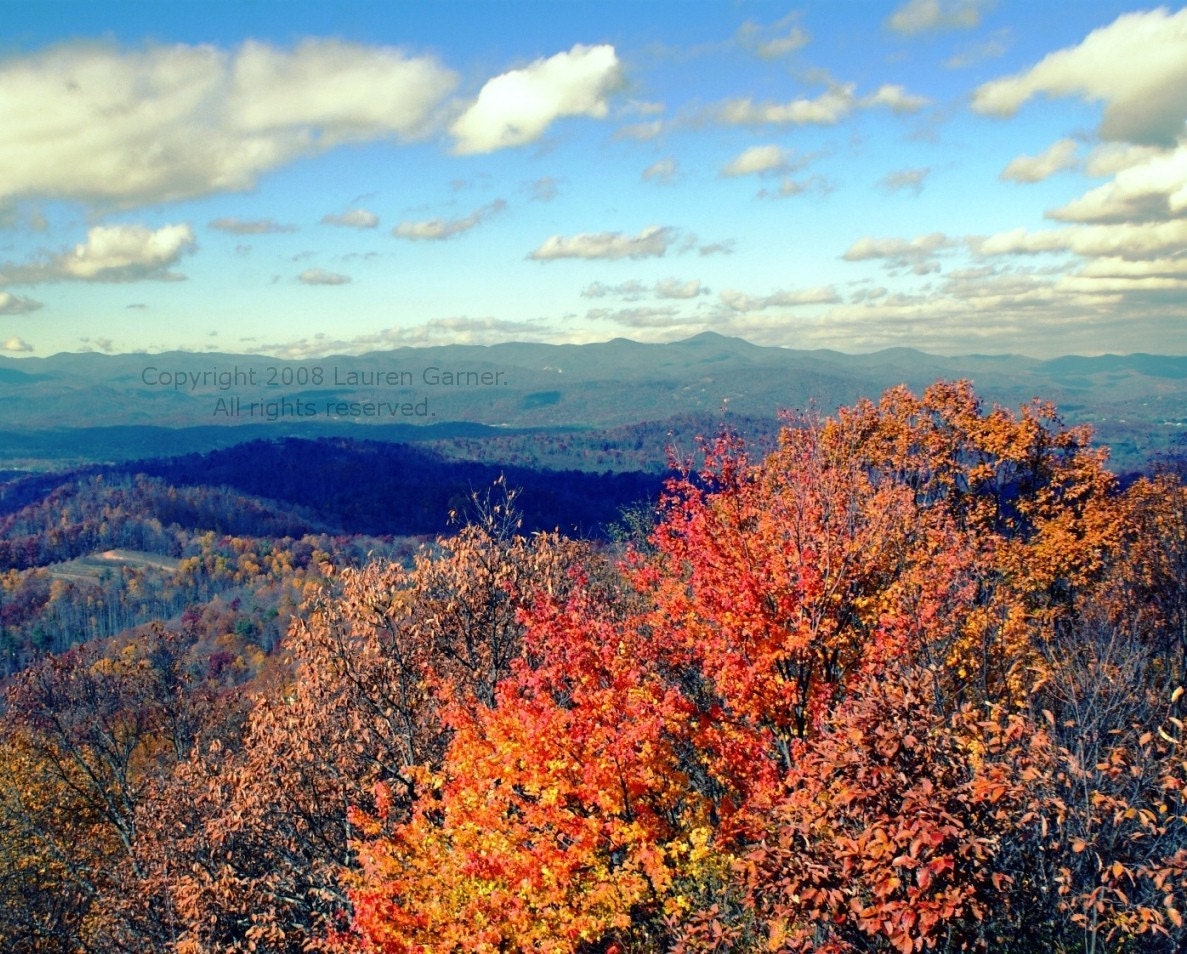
0,624,233,952
153,498,588,953
346,381,1143,952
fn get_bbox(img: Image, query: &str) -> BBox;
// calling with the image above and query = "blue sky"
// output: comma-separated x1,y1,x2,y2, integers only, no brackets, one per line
0,0,1185,358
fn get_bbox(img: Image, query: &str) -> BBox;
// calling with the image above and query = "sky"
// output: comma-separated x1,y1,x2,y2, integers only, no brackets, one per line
0,0,1185,359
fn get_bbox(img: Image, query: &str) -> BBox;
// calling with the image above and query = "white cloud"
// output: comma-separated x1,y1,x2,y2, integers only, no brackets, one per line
298,268,351,285
1,334,33,351
642,158,679,184
393,199,506,241
616,120,666,141
719,84,857,125
972,8,1187,146
655,278,708,299
230,39,453,143
719,286,840,311
66,224,195,280
0,295,40,315
945,31,1010,69
529,226,677,261
582,277,707,300
977,219,1187,260
450,44,621,154
1051,143,1187,222
757,176,832,200
842,232,955,274
0,223,195,285
586,306,685,329
1083,142,1166,177
321,208,379,229
0,40,457,208
758,27,810,59
721,145,798,177
887,0,990,35
209,217,297,234
1076,256,1187,281
879,167,931,193
1000,138,1079,183
581,280,648,300
861,84,930,113
719,80,927,126
737,15,811,59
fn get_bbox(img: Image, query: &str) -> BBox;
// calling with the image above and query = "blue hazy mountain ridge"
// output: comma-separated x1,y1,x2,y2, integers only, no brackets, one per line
0,333,1183,470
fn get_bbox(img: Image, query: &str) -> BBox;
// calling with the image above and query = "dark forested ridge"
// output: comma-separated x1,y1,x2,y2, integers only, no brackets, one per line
0,436,666,539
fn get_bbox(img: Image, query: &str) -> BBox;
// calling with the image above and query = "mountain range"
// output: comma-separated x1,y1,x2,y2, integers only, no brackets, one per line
1,333,1183,472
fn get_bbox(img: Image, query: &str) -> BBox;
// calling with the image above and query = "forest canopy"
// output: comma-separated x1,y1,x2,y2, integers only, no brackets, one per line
2,380,1187,953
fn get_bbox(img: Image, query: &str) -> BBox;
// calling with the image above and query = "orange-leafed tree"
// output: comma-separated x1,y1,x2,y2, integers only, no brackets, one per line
153,504,587,953
348,575,719,952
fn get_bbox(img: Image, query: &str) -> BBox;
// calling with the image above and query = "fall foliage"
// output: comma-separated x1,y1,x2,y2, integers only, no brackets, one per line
3,380,1187,952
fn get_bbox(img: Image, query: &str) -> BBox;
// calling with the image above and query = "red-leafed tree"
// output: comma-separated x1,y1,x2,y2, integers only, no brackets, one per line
346,381,1158,953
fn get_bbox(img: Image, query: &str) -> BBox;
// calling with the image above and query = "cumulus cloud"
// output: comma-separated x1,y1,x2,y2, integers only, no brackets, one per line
298,267,351,285
0,39,457,208
721,145,801,178
1083,142,1167,177
529,226,677,261
655,277,708,299
209,217,297,234
451,44,621,154
393,199,506,241
843,232,955,274
321,208,379,228
1000,138,1079,183
0,293,41,314
1051,144,1187,222
977,219,1187,259
0,223,196,284
972,8,1187,146
642,158,679,184
1,335,33,352
861,85,931,113
887,0,990,35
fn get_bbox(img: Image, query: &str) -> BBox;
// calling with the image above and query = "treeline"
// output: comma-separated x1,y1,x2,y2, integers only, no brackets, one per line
429,412,785,474
0,473,329,571
3,381,1187,951
131,436,664,537
0,468,415,674
0,528,412,676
